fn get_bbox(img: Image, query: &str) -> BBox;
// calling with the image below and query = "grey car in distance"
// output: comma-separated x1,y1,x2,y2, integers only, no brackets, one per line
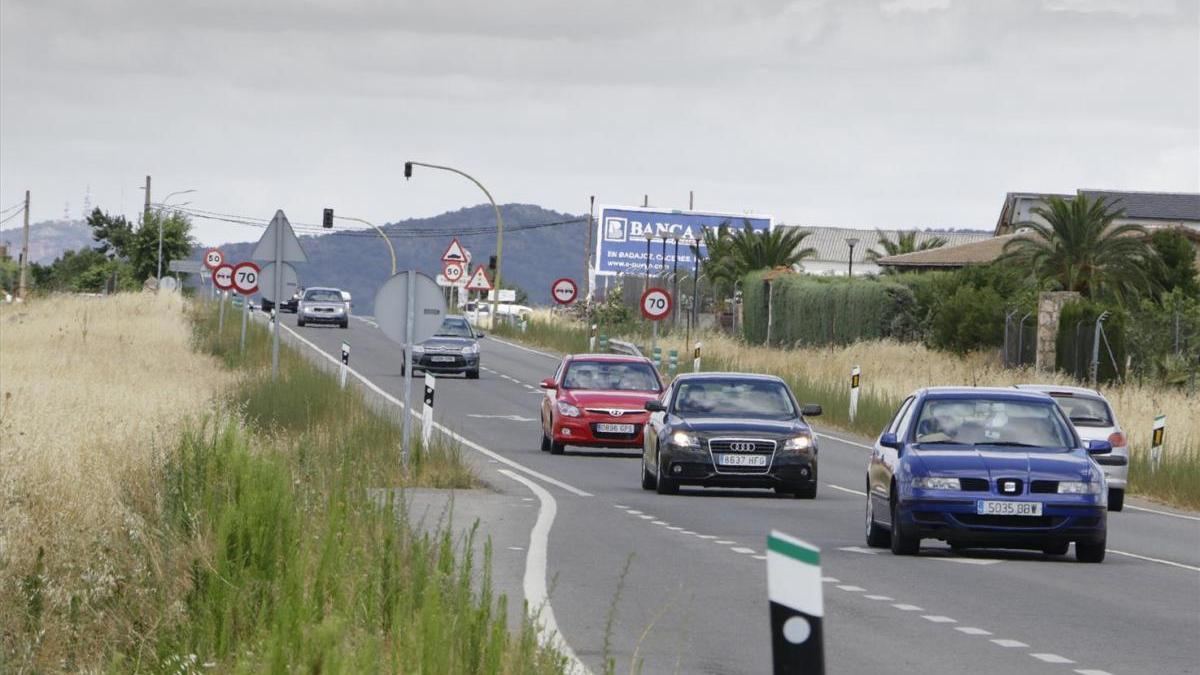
404,315,483,379
296,287,350,328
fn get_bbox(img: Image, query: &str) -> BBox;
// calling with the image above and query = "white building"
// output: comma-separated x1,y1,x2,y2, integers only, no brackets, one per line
775,225,992,276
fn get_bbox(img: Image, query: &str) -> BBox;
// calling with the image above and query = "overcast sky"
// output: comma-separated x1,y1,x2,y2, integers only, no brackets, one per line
1,0,1196,246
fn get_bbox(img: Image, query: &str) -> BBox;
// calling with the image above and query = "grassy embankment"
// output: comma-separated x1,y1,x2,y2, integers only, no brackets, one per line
495,312,1199,510
1,293,567,673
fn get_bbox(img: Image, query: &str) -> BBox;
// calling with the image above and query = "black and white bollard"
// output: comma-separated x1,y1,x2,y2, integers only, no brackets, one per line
693,341,702,372
421,372,436,448
339,341,350,389
849,365,861,423
767,530,824,674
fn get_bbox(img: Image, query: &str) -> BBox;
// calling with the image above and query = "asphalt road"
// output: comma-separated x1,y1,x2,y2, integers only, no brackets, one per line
280,314,1200,675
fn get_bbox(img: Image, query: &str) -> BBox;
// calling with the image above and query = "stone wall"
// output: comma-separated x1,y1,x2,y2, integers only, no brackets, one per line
1035,291,1080,372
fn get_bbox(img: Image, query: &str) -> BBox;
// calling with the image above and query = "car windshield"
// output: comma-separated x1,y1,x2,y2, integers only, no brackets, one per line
1050,395,1112,427
673,379,796,419
913,398,1075,449
435,318,475,338
304,289,343,302
562,360,660,392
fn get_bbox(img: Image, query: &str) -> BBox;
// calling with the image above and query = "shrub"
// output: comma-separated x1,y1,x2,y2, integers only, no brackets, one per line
928,284,1007,354
742,272,914,347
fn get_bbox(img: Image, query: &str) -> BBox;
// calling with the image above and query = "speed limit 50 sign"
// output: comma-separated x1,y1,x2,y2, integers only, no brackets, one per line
204,248,224,270
233,262,261,295
640,287,672,321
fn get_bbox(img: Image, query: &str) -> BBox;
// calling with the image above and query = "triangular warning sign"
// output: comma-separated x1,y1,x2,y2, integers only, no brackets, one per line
465,266,493,291
252,210,309,263
442,238,468,263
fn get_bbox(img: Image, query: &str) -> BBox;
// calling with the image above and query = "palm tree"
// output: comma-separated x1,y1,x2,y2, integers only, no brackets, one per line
695,224,739,297
1000,194,1152,303
727,221,816,274
865,230,948,263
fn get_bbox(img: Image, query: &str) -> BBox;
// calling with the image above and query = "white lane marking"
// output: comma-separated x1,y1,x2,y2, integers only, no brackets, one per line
1030,653,1074,664
864,595,894,601
991,639,1028,648
838,546,878,555
696,534,718,540
508,546,525,551
826,483,868,496
680,530,696,535
498,469,590,674
715,540,735,545
651,520,668,525
814,432,873,450
1124,504,1200,521
467,414,537,422
614,504,628,509
524,384,536,389
821,577,840,583
836,585,865,592
489,336,561,360
753,555,767,560
638,515,654,520
625,510,643,515
731,547,756,554
956,627,991,636
276,322,593,498
922,615,957,624
892,604,923,611
1110,549,1200,572
667,526,684,531
1074,670,1114,675
929,557,1003,566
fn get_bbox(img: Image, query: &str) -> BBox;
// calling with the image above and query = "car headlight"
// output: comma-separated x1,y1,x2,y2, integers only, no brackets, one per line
782,433,814,453
1057,480,1101,495
556,401,581,418
462,343,479,354
411,345,425,355
671,430,700,448
912,476,961,490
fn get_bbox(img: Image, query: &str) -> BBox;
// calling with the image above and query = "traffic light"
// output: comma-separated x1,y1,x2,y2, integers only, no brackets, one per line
322,208,334,229
404,162,413,179
488,255,497,272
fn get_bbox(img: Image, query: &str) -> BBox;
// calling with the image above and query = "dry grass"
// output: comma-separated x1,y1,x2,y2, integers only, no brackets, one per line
0,293,233,670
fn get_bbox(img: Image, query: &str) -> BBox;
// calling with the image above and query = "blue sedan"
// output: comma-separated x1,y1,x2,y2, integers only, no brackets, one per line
865,387,1111,563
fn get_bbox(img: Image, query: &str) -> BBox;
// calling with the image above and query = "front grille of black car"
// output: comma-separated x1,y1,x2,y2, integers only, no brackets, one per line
958,478,989,491
952,514,1063,528
708,439,776,453
1030,480,1059,494
707,438,777,474
589,423,641,440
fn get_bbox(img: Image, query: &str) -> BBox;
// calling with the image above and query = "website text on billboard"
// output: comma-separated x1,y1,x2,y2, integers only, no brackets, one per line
594,205,773,276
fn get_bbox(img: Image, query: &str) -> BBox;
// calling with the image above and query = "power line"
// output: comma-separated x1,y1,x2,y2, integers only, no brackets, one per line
0,200,25,216
0,209,23,226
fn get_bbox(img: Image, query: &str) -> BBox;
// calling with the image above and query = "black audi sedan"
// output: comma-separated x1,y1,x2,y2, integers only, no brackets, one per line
641,372,822,498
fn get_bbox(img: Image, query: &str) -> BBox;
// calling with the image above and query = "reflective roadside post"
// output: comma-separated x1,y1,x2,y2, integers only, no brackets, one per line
1151,415,1166,472
422,372,436,448
589,323,598,352
668,349,678,377
693,341,702,373
849,366,861,423
767,530,824,674
340,341,350,389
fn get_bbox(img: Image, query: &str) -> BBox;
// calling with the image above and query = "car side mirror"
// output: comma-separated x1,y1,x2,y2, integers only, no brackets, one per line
879,432,902,450
475,331,486,338
801,404,822,417
539,378,557,390
644,401,666,412
1086,439,1112,455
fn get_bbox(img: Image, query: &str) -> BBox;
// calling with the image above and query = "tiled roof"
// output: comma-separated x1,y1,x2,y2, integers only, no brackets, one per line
776,225,992,263
1080,190,1200,221
877,233,1025,267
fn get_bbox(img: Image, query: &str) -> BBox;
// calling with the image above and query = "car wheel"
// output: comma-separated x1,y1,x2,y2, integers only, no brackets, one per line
1107,488,1124,512
340,320,348,329
1075,536,1106,563
791,483,817,499
1042,541,1070,556
466,369,480,380
540,429,551,453
550,439,565,455
890,498,920,556
655,457,678,495
297,317,305,327
865,495,889,548
641,456,656,490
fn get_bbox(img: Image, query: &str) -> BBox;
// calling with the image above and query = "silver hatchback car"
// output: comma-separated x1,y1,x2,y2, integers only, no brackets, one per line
296,286,350,329
1015,385,1128,511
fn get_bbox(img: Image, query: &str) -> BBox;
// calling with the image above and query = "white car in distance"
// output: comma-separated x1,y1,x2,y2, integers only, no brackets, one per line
1015,384,1129,511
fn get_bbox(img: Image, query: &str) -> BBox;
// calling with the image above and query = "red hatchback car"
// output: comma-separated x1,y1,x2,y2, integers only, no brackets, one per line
540,354,664,455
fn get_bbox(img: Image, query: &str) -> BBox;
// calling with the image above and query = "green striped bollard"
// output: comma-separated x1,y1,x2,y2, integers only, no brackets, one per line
652,345,662,371
668,349,678,377
599,334,609,353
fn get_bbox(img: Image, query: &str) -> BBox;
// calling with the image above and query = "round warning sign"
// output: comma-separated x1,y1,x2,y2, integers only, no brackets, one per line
551,278,578,305
232,262,260,295
212,264,235,290
203,248,224,270
640,287,672,321
443,261,465,284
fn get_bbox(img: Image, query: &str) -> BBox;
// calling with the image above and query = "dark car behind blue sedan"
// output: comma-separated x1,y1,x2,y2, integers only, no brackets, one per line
865,387,1111,562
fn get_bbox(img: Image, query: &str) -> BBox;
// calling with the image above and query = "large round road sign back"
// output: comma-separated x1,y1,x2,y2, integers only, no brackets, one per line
374,271,447,345
212,264,235,290
551,278,578,305
258,262,300,302
204,248,224,270
233,262,261,295
640,287,672,321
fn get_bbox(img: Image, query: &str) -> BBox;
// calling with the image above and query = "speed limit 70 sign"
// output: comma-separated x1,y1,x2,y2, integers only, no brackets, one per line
640,287,672,321
233,262,260,295
212,264,235,290
204,248,224,270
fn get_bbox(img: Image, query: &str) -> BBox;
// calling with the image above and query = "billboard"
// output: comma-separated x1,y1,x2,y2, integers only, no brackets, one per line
594,205,772,277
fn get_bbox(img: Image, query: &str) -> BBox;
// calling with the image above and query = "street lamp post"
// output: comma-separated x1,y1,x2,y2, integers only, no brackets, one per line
405,161,504,322
845,237,860,277
155,188,196,279
644,232,654,292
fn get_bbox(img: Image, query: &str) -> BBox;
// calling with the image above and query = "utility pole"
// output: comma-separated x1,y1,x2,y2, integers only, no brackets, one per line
689,190,694,210
583,195,595,301
18,190,30,300
143,175,151,224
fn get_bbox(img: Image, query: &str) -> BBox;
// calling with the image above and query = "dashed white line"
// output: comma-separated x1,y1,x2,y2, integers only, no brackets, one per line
638,515,654,520
821,577,840,583
680,530,696,535
825,483,868,496
838,546,878,555
955,627,991,636
991,639,1028,648
613,504,628,509
1074,670,1114,675
667,526,684,531
921,615,956,624
695,534,718,540
1124,504,1200,521
731,547,756,554
1110,549,1200,572
892,604,923,611
651,520,668,526
864,595,894,601
1030,653,1074,664
715,539,736,545
836,585,866,592
625,510,643,515
752,555,767,560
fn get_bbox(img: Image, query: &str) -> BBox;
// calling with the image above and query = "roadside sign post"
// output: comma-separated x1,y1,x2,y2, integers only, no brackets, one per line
1151,415,1166,472
849,366,861,423
552,277,578,306
641,287,672,356
232,262,260,354
465,266,493,328
589,323,598,352
693,341,702,372
340,341,350,389
767,530,824,675
668,349,678,377
212,263,235,335
422,372,436,448
252,211,309,380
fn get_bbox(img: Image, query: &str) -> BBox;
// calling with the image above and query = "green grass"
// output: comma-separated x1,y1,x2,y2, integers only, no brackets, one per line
136,303,571,672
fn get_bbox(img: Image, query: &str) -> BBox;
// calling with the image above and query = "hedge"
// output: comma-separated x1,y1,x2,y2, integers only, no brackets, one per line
742,271,915,347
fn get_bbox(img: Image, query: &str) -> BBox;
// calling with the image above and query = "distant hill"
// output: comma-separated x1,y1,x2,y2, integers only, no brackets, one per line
212,204,588,314
0,220,93,264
